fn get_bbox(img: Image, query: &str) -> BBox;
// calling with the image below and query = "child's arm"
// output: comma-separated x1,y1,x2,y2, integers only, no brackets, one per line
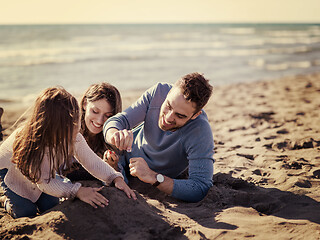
73,133,123,184
37,157,110,208
37,156,82,199
74,133,136,200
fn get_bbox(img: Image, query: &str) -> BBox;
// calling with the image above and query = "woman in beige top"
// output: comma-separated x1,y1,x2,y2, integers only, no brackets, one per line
0,87,136,218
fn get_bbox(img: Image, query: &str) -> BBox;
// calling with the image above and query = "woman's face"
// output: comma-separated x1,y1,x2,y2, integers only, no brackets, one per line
83,98,113,135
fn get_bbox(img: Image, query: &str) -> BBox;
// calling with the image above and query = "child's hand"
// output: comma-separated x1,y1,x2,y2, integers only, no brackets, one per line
113,177,137,200
103,150,119,171
76,186,109,208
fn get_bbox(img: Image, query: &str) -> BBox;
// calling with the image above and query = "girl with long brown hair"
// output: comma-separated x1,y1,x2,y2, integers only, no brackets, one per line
0,86,135,218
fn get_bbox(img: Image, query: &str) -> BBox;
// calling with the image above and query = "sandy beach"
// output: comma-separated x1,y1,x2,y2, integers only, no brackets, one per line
1,73,320,239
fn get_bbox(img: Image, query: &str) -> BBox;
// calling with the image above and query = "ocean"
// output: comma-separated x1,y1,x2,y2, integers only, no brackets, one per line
0,23,320,106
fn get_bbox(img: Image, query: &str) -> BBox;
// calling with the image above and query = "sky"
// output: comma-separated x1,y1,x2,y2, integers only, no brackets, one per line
0,0,319,24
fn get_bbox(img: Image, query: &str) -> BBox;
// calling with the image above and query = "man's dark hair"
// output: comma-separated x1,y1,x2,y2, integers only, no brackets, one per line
175,72,213,113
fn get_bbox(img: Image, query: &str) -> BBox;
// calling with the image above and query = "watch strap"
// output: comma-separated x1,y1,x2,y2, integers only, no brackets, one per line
152,173,164,187
153,181,161,187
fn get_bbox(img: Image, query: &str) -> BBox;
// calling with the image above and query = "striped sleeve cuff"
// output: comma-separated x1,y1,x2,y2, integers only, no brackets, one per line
104,172,123,186
69,182,82,199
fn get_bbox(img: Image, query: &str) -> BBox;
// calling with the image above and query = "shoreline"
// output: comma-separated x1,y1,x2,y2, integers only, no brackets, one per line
1,72,320,239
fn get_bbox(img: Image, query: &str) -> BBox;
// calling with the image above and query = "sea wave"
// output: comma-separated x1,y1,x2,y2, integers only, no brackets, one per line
220,27,256,35
264,28,320,38
205,46,311,57
0,47,93,59
0,54,160,67
71,35,123,43
248,59,320,71
234,36,320,46
0,44,314,67
266,36,320,45
0,57,77,67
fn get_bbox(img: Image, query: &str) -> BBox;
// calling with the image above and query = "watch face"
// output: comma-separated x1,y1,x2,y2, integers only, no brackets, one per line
157,174,164,183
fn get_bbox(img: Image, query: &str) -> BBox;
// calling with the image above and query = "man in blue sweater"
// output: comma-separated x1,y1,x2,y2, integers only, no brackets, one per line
103,72,214,202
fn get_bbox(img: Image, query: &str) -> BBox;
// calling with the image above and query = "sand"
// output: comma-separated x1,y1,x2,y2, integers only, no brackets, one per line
1,73,320,239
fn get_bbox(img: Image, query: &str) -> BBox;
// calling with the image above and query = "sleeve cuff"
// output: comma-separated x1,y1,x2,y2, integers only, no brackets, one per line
69,182,82,199
104,172,124,186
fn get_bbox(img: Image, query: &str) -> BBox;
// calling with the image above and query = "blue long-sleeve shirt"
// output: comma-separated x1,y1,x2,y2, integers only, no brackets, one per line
103,83,214,202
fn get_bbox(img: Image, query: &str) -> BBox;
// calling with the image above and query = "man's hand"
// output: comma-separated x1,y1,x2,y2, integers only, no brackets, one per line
106,128,133,152
130,157,174,195
129,157,156,184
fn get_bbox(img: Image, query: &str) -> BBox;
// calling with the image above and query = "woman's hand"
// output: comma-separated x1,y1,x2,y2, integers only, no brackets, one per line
113,177,137,200
76,186,109,208
103,150,119,171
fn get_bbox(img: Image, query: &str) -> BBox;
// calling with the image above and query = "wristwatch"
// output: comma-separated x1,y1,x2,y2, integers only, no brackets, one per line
153,173,164,187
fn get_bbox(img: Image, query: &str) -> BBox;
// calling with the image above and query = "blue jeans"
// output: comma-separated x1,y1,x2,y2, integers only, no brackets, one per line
0,169,59,218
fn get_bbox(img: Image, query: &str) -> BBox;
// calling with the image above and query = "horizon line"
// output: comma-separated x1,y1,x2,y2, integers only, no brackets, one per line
0,21,320,26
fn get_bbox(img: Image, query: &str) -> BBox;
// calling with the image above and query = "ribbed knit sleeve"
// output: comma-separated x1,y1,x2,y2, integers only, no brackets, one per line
37,177,81,199
37,153,82,199
74,133,123,185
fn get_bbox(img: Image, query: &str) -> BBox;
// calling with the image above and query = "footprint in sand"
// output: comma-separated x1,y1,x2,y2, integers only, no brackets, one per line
236,153,255,160
252,169,268,176
305,82,313,88
312,170,320,179
282,161,303,170
276,129,289,134
264,138,320,151
264,136,277,140
282,158,314,171
296,112,305,116
293,138,320,150
249,111,275,122
295,179,312,188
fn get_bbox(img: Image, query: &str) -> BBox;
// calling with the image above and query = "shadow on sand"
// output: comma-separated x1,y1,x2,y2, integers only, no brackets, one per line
131,172,320,230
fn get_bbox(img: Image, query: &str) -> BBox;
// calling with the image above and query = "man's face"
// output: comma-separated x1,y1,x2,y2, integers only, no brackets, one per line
158,87,201,132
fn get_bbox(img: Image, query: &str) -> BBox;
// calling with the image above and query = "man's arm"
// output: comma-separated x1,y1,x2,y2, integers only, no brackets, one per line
103,84,164,149
103,84,161,137
171,158,213,202
171,116,214,202
128,157,213,202
129,157,174,195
